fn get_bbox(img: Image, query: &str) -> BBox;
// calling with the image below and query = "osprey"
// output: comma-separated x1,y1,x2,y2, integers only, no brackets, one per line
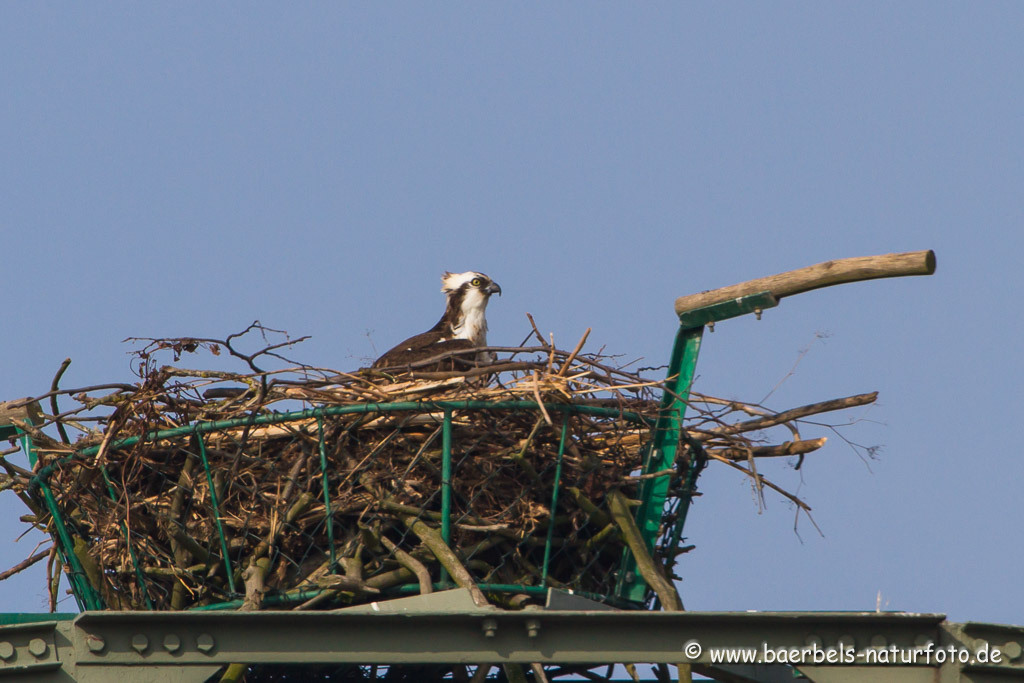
372,271,502,370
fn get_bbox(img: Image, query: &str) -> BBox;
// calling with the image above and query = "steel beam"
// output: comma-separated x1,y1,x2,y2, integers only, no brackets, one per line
67,610,947,666
3,603,1023,682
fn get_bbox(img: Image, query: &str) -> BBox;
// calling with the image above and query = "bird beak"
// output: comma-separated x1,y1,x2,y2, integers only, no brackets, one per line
487,282,502,297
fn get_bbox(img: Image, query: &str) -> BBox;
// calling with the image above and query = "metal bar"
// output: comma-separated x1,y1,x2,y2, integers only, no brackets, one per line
62,401,650,462
616,291,780,604
316,417,336,571
617,324,704,603
185,584,633,612
0,613,76,626
18,432,98,612
12,608,994,683
438,409,454,587
676,290,778,329
66,609,951,667
639,324,703,535
194,431,236,595
541,415,569,588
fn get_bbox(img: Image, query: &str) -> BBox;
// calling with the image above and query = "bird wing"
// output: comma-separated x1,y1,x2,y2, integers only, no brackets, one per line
372,332,477,369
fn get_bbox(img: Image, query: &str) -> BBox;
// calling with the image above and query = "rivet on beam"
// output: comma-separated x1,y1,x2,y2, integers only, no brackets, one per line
131,634,149,654
86,635,106,654
28,638,48,658
163,634,182,653
196,633,216,654
526,619,540,638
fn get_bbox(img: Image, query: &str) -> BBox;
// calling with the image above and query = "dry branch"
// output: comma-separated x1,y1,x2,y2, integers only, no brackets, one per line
607,490,682,612
704,393,878,437
0,547,51,582
403,516,488,607
711,438,827,461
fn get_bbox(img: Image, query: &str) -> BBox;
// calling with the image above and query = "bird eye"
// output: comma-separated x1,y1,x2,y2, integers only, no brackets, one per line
471,278,483,287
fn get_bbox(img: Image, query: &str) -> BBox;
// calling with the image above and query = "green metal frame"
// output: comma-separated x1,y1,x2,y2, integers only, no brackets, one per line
439,407,454,586
615,291,779,603
20,400,654,612
315,417,337,571
540,415,570,588
16,428,101,612
195,432,236,596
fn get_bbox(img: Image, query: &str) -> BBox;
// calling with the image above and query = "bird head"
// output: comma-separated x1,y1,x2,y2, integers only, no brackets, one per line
441,271,502,298
440,271,500,343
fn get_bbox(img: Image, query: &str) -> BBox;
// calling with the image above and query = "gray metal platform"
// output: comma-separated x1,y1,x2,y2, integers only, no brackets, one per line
1,589,1020,682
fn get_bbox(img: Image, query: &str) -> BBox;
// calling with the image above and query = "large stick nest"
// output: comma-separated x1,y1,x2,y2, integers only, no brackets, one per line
1,323,877,612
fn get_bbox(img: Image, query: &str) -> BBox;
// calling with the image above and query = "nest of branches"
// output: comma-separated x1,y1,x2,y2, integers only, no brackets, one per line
0,323,877,613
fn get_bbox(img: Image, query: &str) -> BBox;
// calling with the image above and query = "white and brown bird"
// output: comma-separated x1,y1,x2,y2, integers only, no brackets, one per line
372,271,501,371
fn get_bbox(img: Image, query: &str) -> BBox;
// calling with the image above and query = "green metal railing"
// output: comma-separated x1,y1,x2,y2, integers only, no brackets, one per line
23,400,678,612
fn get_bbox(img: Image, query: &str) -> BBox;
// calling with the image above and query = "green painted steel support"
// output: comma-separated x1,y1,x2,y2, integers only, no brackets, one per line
616,291,780,603
195,431,236,596
5,604,1016,683
615,325,703,602
186,583,631,612
57,401,649,463
439,408,454,586
675,291,779,330
541,415,569,587
18,431,100,612
316,417,336,571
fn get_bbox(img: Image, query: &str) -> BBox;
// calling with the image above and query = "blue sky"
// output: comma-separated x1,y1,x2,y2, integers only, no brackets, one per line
1,4,1021,625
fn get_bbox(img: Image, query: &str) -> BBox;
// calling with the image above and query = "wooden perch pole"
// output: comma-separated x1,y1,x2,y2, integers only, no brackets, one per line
675,250,936,315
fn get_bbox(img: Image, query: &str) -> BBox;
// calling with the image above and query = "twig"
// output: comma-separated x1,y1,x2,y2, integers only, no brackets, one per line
49,359,73,444
710,438,827,461
532,372,554,426
625,468,676,481
525,313,549,348
558,328,591,377
709,393,878,436
704,451,822,535
0,547,51,582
